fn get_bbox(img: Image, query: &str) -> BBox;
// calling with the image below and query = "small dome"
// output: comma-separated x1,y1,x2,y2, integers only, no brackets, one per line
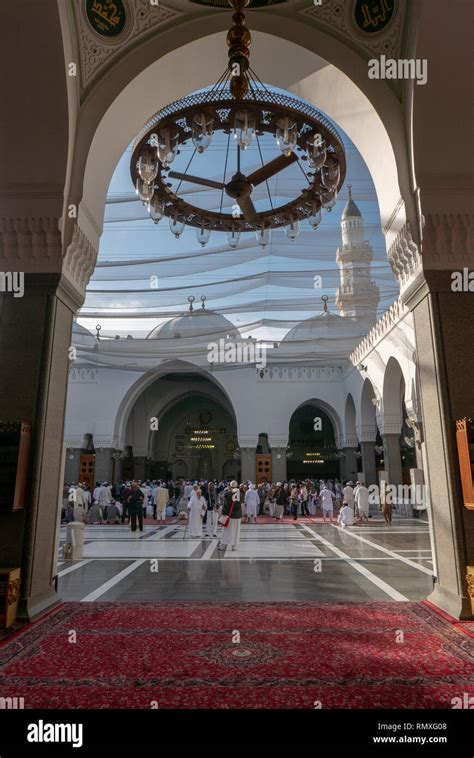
283,310,362,343
72,321,94,337
341,185,362,220
147,297,240,341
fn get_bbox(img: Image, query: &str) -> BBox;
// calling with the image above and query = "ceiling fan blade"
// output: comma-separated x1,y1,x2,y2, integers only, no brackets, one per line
247,152,299,187
168,171,225,190
237,196,259,224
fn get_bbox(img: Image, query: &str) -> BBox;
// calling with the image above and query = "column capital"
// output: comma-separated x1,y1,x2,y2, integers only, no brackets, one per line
340,436,358,449
238,436,258,449
268,435,288,449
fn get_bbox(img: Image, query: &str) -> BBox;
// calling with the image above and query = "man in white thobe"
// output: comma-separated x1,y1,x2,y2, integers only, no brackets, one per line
337,503,355,528
342,482,355,509
244,484,259,524
319,486,335,522
187,489,206,538
355,482,370,523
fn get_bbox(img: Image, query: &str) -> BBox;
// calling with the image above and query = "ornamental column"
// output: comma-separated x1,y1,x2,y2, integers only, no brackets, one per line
388,216,474,619
238,436,257,482
360,442,377,487
339,435,358,482
269,435,288,483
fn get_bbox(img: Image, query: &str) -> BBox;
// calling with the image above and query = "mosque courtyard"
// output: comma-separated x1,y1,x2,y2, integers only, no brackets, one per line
57,518,433,603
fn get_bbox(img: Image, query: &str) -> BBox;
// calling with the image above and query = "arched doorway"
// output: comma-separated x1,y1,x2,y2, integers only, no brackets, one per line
124,372,238,480
287,403,339,480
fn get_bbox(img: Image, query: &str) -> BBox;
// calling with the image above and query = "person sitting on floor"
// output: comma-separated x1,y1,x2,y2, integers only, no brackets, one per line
337,501,355,528
105,500,120,524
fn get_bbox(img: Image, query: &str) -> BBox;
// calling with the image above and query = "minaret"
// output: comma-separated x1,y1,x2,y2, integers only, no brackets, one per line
335,185,379,325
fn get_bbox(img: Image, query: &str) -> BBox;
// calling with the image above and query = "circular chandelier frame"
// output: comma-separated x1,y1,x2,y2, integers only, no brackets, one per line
131,86,346,233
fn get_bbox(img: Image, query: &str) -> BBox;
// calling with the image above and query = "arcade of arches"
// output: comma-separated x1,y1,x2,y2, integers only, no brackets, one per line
0,0,473,655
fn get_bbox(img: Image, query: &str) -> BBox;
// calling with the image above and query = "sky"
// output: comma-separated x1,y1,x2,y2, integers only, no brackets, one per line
78,87,399,342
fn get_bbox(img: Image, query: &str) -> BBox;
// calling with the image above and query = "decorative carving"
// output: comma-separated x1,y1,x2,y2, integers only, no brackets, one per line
7,578,20,606
348,298,409,368
0,217,62,270
467,569,474,600
76,1,182,91
387,222,422,288
300,0,405,75
63,225,98,298
422,213,473,268
68,368,99,383
258,366,343,381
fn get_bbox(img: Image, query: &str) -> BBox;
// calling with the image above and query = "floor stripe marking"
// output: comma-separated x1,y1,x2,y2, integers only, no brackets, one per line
299,524,408,601
329,525,433,576
57,559,93,577
80,559,146,602
201,540,219,560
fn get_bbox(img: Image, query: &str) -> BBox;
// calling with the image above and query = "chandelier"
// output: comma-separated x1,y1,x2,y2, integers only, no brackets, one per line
131,0,346,249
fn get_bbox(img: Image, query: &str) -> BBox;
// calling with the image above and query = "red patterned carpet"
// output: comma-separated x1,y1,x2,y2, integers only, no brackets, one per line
0,602,472,709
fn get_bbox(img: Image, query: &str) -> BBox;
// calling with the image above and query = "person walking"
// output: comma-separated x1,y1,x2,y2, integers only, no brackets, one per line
320,485,336,522
205,485,220,538
187,488,207,538
155,481,168,522
128,481,145,533
355,481,370,524
245,484,259,524
290,483,299,521
217,481,242,551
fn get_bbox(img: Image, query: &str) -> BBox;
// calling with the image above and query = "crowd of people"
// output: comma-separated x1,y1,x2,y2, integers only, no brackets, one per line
63,477,390,549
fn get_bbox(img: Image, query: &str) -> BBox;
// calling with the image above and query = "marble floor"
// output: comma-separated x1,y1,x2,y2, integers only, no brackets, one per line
56,517,434,603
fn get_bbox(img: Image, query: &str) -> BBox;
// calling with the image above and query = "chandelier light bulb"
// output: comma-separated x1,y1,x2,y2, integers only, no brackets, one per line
256,224,271,248
156,128,179,167
147,197,165,224
307,135,327,170
137,147,158,185
321,187,337,212
308,203,322,229
192,112,214,154
233,110,256,150
227,227,241,248
136,177,154,203
169,214,185,238
275,117,298,156
321,156,340,191
284,216,300,241
196,224,211,247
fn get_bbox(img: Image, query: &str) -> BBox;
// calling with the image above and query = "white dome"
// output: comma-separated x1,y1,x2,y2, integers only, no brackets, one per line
283,310,363,343
73,321,94,337
147,304,240,341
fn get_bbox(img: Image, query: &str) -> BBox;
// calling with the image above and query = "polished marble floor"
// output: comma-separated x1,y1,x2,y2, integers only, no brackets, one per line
56,517,433,603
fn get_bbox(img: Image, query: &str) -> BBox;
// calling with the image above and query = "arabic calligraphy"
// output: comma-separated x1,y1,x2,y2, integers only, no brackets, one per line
354,0,395,34
86,0,127,38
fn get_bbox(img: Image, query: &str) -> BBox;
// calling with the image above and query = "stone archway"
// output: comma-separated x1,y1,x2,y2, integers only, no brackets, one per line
287,400,342,481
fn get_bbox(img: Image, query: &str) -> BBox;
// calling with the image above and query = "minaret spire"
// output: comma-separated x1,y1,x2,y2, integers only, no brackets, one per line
335,186,379,326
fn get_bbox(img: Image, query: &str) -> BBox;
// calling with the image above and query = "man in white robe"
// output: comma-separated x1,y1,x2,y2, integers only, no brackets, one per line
355,482,370,523
319,486,335,522
187,489,206,538
244,484,259,524
337,503,355,528
342,482,355,510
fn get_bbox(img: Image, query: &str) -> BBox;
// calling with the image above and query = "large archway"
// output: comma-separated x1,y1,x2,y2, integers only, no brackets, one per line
287,401,340,481
123,371,238,480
